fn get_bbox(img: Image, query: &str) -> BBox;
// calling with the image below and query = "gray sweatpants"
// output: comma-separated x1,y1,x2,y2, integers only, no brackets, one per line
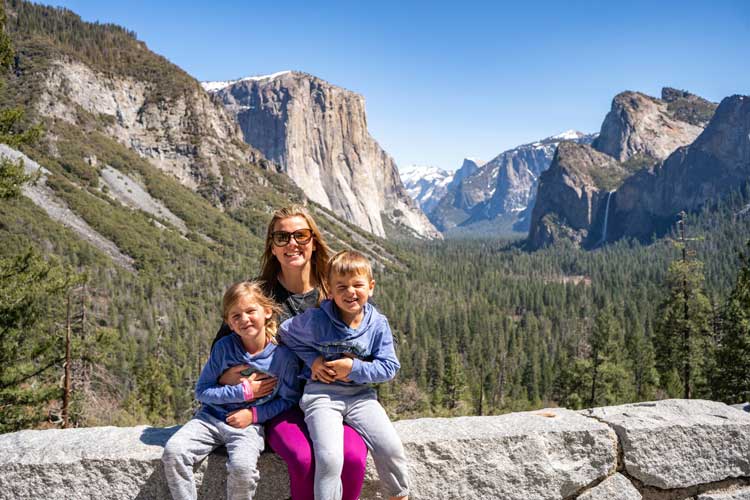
300,382,410,500
161,409,265,500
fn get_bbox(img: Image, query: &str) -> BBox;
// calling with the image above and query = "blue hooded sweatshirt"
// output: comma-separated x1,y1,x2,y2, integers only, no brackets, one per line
195,333,301,423
279,300,400,385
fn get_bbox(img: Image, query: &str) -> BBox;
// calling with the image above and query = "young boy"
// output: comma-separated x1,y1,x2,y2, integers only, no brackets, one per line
280,251,410,500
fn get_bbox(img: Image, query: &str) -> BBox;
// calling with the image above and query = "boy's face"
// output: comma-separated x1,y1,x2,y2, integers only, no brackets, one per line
329,271,374,323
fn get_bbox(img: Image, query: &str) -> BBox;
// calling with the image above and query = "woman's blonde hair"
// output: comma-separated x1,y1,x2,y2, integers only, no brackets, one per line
259,204,331,299
222,281,282,343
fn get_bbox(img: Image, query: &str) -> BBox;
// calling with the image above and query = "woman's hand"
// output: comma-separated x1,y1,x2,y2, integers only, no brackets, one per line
325,358,353,382
248,372,277,399
219,366,277,400
226,409,253,428
311,356,337,383
219,365,249,386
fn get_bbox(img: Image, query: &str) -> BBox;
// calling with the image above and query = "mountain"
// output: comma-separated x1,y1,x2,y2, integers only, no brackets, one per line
427,132,593,236
4,1,290,213
400,165,453,214
204,72,441,240
527,88,720,250
609,94,750,241
592,89,709,163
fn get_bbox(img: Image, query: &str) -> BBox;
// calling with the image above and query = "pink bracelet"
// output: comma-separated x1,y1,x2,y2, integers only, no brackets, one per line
242,379,254,401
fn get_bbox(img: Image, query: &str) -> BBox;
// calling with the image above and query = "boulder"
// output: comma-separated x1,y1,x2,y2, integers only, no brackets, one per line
697,486,750,499
577,473,641,500
361,408,617,500
584,399,750,489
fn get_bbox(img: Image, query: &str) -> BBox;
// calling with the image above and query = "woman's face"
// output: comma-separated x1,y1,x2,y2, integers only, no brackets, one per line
270,215,316,275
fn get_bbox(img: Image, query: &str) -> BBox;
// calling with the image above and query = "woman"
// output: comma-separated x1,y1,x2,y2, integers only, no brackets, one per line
213,205,368,500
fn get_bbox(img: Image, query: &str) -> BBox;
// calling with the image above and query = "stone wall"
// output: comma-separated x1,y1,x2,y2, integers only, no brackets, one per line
1,399,749,500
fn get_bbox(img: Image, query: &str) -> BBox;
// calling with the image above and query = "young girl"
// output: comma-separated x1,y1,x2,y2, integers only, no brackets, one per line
162,281,301,500
280,251,410,500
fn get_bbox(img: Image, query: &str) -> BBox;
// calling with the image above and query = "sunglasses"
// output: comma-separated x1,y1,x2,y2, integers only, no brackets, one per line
271,229,313,247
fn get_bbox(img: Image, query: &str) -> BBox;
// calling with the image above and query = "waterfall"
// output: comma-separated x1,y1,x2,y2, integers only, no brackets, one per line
599,191,613,246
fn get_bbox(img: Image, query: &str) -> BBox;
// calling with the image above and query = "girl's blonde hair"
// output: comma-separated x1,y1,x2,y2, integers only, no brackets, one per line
222,281,282,343
259,204,331,299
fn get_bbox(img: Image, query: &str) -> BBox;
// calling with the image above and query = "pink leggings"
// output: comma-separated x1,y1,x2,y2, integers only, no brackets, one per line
266,407,368,500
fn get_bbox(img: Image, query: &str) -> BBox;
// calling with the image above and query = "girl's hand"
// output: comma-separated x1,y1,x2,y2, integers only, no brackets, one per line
325,358,353,381
249,373,277,399
312,356,336,383
226,409,253,428
219,365,250,386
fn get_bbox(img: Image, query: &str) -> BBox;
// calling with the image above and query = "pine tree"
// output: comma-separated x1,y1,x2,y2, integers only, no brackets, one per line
627,321,659,400
714,240,750,402
588,306,634,406
443,339,466,410
654,216,713,398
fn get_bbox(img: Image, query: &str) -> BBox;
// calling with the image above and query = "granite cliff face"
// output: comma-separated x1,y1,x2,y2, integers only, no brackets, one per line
610,94,750,241
449,158,484,191
35,59,269,205
528,142,626,248
206,72,440,239
527,88,718,249
592,90,708,163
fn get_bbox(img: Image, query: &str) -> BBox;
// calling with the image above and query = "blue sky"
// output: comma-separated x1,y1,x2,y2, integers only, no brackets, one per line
47,0,750,171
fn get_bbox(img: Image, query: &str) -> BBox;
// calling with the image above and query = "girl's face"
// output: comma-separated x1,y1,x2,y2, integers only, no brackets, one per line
226,295,272,342
270,215,316,275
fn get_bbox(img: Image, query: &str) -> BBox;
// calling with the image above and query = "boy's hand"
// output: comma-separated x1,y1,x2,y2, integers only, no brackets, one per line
219,365,249,386
226,409,254,428
311,356,336,383
325,358,353,382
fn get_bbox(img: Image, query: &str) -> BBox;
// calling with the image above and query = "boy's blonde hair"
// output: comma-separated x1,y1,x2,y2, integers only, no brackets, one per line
222,281,282,343
327,250,373,283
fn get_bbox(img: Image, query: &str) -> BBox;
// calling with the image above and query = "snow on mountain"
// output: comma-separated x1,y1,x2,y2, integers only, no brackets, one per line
201,71,292,93
400,165,454,214
550,129,588,141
